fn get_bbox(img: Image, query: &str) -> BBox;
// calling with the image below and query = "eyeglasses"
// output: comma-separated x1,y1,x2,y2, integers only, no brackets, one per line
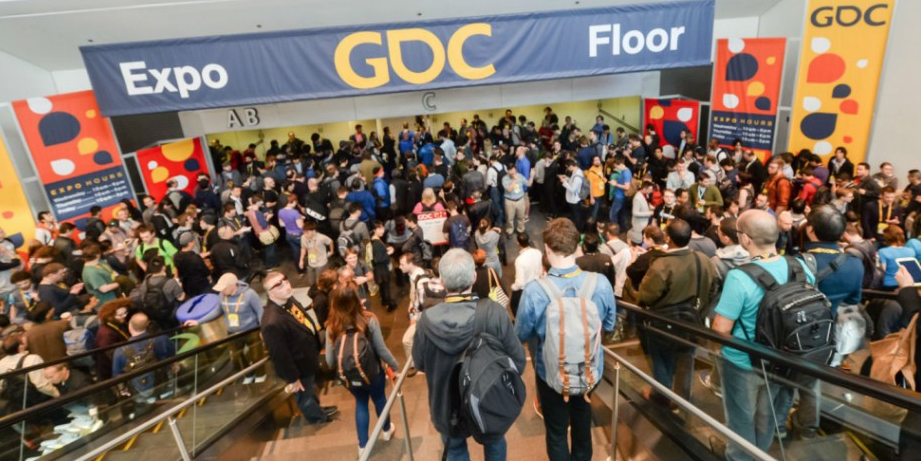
268,276,289,291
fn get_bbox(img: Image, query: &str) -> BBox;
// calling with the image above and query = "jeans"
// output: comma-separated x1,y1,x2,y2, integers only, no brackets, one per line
609,197,625,229
373,264,394,307
535,377,594,461
263,241,278,268
489,187,506,227
590,197,602,221
293,374,327,424
285,233,302,260
773,374,820,438
644,332,693,404
350,372,390,448
719,360,783,461
568,203,582,231
440,433,507,461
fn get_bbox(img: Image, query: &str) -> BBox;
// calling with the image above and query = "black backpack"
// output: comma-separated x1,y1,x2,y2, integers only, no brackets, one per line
1,355,51,413
448,218,470,249
85,217,107,241
338,220,361,255
452,300,525,443
123,341,164,395
491,165,507,195
335,327,381,388
844,244,885,290
737,257,835,377
142,275,173,322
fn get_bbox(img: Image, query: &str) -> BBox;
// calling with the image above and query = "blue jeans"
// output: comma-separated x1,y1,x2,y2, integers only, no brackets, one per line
609,197,625,228
772,374,820,438
489,187,506,227
285,233,302,255
263,241,278,268
644,333,693,403
719,360,783,461
349,372,390,448
293,375,326,424
441,433,507,461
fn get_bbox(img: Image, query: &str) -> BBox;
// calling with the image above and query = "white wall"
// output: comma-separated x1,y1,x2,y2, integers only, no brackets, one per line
51,69,92,94
866,0,921,176
712,16,760,59
0,50,55,103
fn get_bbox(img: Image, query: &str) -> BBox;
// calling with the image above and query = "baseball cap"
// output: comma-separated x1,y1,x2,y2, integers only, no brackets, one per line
212,273,238,292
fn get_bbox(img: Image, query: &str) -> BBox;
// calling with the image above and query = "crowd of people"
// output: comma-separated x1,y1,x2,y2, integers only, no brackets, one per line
2,106,921,460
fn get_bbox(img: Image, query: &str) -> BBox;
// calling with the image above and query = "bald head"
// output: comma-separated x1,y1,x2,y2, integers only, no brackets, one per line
739,209,779,247
128,312,149,336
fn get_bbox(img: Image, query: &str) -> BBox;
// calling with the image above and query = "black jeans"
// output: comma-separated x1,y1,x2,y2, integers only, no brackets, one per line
293,374,326,424
373,265,394,307
535,377,594,461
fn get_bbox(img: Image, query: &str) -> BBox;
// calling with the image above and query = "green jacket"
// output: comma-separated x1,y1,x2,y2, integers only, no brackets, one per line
689,184,723,213
637,248,716,310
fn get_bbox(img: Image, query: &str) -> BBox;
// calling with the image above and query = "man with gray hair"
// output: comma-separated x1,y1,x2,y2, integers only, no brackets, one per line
413,249,525,460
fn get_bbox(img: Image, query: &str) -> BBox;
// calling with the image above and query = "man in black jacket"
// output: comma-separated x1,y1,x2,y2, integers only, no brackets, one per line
260,271,337,424
413,249,525,459
575,233,616,289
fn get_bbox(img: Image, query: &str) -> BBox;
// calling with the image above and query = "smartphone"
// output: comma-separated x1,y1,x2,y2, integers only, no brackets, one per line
896,258,921,286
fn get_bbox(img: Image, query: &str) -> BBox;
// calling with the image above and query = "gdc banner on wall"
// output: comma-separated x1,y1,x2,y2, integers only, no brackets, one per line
136,138,209,200
643,98,700,149
12,91,134,224
81,1,714,116
788,0,894,163
710,38,786,159
0,133,35,249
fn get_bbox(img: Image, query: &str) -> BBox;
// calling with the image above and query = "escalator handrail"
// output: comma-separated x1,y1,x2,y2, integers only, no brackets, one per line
862,289,899,301
72,356,273,461
359,359,414,461
602,346,776,460
0,326,261,429
620,300,921,414
0,325,186,382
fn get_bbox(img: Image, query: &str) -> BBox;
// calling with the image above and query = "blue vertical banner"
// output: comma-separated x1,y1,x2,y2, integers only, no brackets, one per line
81,1,714,116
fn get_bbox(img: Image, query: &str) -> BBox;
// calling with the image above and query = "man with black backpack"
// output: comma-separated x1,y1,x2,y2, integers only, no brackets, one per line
516,218,617,461
710,209,830,460
413,249,525,460
112,312,176,400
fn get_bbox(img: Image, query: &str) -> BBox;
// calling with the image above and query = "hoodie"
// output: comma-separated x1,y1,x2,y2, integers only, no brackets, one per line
210,282,264,333
711,244,751,282
412,298,525,438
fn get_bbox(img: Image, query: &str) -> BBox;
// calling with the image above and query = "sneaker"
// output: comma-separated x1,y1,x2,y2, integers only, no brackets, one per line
533,396,543,420
406,367,418,378
243,376,255,385
382,422,395,441
699,370,722,398
254,375,267,383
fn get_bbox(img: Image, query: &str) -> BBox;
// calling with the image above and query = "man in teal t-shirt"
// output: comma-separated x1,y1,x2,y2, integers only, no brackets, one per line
712,210,814,461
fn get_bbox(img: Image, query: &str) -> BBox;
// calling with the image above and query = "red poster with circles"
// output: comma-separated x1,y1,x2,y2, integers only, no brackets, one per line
12,90,134,227
136,138,208,200
643,98,700,149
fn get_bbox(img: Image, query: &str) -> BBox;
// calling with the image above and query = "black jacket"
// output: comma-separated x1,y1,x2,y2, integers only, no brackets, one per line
210,240,248,279
261,299,321,385
174,250,211,298
576,253,617,289
412,298,525,437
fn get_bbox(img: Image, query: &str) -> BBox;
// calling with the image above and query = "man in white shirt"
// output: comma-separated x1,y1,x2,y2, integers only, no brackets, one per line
666,159,696,192
399,253,427,377
598,223,632,298
439,135,457,166
510,233,543,318
486,156,507,228
559,159,585,226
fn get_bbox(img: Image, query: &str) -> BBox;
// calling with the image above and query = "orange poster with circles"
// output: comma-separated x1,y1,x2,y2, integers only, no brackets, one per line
12,90,133,227
0,132,35,249
788,0,894,163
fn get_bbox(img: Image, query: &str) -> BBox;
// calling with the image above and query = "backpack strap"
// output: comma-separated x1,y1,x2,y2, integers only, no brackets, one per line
337,334,348,383
473,298,491,336
577,273,598,300
737,262,781,292
814,252,850,283
578,291,595,402
535,277,564,302
786,255,806,283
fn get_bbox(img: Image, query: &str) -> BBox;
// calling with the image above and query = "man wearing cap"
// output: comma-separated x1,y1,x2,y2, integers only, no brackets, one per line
261,271,337,424
174,232,211,299
190,273,265,384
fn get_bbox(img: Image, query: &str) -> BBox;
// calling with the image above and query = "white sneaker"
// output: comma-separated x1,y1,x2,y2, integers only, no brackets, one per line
243,376,255,385
254,375,267,383
382,423,395,441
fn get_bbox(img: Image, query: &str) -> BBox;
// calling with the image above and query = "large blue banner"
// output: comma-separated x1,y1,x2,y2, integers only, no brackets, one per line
81,1,714,116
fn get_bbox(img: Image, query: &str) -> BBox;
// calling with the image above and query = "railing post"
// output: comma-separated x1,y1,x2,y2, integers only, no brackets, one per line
167,417,192,461
397,390,414,461
611,361,621,461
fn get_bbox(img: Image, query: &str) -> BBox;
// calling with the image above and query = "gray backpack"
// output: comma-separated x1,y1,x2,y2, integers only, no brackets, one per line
536,273,602,399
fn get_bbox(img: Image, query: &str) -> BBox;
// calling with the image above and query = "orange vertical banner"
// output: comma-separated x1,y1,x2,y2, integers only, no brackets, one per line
0,132,35,248
788,0,895,163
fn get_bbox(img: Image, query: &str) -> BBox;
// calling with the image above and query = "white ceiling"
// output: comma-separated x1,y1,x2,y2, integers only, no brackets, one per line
0,0,783,71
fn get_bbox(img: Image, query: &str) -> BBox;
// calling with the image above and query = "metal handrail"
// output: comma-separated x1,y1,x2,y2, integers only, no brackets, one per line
0,325,185,381
359,359,415,461
619,300,921,414
602,346,776,461
0,327,261,428
73,356,272,461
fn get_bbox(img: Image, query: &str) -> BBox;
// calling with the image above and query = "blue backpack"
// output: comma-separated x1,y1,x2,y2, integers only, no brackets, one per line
449,218,470,249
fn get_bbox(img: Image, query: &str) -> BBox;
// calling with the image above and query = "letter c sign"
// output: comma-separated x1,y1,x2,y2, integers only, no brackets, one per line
334,23,496,89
